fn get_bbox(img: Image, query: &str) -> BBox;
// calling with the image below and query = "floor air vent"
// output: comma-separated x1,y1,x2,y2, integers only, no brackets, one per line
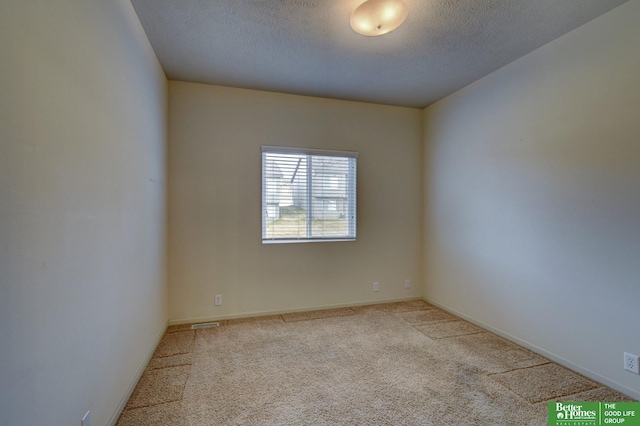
191,322,220,330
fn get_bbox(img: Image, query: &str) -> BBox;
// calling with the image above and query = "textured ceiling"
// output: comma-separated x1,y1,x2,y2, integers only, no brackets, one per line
130,0,628,108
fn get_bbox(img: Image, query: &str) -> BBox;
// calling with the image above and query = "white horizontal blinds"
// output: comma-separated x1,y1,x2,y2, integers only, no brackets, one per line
310,155,353,238
262,147,357,243
263,153,309,240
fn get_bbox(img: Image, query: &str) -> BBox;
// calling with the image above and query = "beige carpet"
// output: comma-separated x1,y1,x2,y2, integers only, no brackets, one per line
117,301,634,425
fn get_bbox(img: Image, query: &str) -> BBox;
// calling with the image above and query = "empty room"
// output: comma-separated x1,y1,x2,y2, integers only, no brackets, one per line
1,0,639,425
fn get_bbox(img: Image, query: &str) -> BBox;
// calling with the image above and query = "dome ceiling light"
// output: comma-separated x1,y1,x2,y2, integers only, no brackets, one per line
350,0,409,37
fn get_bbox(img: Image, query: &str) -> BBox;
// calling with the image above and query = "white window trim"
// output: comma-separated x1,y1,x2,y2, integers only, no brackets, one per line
261,146,359,159
261,146,358,244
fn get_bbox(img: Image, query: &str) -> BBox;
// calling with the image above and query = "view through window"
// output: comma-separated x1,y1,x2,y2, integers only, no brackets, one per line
262,147,357,243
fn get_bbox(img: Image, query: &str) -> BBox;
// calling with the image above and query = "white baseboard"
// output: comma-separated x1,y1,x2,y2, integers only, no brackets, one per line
168,297,421,325
424,297,640,401
107,320,169,426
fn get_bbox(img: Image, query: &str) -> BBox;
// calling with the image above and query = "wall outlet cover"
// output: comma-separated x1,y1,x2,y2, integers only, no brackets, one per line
624,352,639,374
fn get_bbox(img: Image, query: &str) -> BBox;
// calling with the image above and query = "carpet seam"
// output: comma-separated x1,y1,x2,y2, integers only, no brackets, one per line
148,362,193,371
407,318,460,326
486,362,554,376
430,330,485,339
481,358,551,375
122,398,184,412
486,362,602,404
528,383,602,404
123,364,193,412
281,307,358,323
536,383,608,404
527,383,601,404
153,351,191,359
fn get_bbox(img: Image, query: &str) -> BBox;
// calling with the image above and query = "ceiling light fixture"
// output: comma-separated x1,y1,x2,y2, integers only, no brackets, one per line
350,0,408,37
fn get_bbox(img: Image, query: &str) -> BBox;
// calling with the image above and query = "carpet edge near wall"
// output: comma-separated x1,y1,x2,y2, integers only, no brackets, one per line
108,321,170,426
423,298,640,401
166,297,423,326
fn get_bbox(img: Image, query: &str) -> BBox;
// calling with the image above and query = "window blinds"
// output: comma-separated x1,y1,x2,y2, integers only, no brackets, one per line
261,146,358,243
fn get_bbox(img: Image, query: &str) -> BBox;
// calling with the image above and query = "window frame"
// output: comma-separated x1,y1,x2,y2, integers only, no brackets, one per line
261,146,358,244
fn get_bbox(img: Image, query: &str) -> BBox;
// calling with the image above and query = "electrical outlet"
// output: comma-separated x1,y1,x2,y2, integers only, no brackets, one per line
624,352,639,374
405,279,411,289
373,282,379,292
214,295,222,306
81,410,90,426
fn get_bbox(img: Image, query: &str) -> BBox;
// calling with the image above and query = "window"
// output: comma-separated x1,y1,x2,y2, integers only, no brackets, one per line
262,146,358,243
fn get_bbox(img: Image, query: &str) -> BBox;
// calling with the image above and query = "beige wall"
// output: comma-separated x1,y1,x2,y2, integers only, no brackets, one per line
168,82,422,322
422,0,640,398
0,1,168,425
